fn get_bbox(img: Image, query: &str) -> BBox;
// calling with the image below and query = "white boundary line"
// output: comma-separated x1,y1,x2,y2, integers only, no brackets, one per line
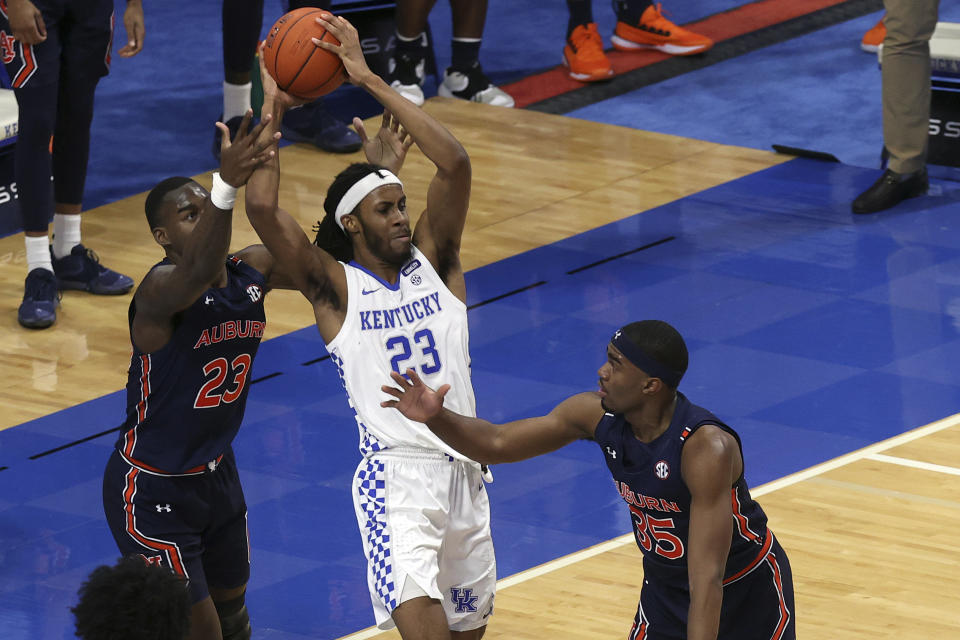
338,413,960,640
867,452,960,476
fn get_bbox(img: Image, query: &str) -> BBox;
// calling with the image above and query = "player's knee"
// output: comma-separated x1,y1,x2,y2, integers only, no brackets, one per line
213,593,251,640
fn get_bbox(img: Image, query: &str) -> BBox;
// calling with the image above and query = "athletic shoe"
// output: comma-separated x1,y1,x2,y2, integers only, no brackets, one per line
51,244,134,295
388,52,426,106
611,3,713,56
861,18,885,53
438,64,515,107
280,101,362,154
212,114,246,162
18,268,59,329
564,23,614,82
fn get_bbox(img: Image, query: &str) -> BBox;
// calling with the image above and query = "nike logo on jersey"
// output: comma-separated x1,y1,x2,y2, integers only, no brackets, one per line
359,292,442,331
362,287,380,295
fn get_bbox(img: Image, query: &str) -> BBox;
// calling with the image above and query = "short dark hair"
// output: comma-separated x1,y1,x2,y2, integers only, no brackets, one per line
72,556,191,640
621,320,688,388
145,177,195,230
314,162,389,262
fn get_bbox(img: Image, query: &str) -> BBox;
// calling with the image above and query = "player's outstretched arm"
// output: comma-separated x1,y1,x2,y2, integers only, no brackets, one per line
136,112,277,326
244,49,348,319
314,14,471,288
682,426,740,640
381,369,603,464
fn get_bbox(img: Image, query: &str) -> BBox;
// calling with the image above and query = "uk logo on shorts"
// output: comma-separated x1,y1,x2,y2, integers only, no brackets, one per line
654,460,670,480
450,587,478,613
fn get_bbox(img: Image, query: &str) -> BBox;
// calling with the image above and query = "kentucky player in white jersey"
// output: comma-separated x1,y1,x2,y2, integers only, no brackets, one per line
243,15,494,640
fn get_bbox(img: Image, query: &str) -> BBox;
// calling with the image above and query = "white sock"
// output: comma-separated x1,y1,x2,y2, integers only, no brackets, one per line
396,31,427,46
25,235,53,273
52,213,81,259
223,81,252,122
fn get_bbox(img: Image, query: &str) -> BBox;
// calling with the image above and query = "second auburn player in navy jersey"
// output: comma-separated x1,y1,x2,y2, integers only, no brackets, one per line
383,320,795,640
102,112,289,640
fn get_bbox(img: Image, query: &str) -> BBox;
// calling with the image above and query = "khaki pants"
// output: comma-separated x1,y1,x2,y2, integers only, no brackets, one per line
882,0,940,174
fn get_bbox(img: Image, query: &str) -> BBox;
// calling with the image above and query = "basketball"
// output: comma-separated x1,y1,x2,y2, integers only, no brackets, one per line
262,8,345,100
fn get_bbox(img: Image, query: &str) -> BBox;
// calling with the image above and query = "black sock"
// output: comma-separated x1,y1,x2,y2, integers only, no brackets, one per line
395,32,426,59
451,38,481,72
566,0,594,37
614,0,652,24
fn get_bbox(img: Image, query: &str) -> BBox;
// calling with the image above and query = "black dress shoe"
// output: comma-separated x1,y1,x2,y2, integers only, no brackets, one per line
852,168,928,214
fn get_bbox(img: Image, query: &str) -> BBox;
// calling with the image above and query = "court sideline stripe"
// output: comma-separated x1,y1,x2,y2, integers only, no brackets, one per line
338,411,959,640
866,452,960,476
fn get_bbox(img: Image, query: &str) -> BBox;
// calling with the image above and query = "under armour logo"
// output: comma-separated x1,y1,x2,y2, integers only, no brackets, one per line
450,587,478,613
204,295,214,305
156,504,171,512
605,446,617,459
613,329,622,340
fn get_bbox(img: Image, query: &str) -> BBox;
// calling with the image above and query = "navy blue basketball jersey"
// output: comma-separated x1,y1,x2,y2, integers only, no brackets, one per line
115,256,267,475
594,393,771,588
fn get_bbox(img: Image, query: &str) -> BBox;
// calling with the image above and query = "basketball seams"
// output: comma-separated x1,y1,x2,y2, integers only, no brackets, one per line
271,7,324,91
288,28,328,96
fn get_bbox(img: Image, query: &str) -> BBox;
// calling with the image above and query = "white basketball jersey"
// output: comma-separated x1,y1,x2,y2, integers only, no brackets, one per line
325,246,477,461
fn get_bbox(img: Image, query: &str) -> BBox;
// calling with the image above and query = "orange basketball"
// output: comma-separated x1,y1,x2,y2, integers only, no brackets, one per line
262,8,345,100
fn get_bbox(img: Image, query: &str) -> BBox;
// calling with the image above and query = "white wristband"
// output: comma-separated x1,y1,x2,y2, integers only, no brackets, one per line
210,172,238,210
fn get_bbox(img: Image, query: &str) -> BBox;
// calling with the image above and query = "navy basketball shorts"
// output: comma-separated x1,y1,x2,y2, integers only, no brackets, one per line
629,534,795,640
102,449,251,604
0,0,113,88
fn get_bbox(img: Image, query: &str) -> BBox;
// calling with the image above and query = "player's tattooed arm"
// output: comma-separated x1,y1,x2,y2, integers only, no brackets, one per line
314,14,471,297
244,51,348,335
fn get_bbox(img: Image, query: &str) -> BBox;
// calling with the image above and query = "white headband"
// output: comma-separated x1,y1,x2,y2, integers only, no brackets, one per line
334,170,403,230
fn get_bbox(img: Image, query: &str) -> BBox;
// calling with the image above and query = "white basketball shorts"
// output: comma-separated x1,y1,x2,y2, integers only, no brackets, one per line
352,447,496,631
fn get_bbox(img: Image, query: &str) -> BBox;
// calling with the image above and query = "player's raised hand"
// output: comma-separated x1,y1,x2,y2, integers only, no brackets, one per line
7,0,46,44
381,369,450,423
312,13,374,87
215,110,280,188
118,0,144,58
355,110,414,175
257,42,311,110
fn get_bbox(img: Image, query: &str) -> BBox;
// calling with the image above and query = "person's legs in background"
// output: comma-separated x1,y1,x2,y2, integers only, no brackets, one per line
389,0,514,107
563,0,613,82
219,0,360,157
853,0,939,214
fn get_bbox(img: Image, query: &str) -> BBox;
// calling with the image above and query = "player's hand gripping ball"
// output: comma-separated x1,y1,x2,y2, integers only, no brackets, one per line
262,8,346,99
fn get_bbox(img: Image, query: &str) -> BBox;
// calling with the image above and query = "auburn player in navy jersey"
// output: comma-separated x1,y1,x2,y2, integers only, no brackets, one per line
383,320,795,640
102,112,287,640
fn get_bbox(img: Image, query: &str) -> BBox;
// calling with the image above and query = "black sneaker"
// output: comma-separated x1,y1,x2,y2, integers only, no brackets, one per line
18,268,60,329
438,63,514,107
388,52,427,106
852,168,928,214
51,244,134,295
280,101,362,154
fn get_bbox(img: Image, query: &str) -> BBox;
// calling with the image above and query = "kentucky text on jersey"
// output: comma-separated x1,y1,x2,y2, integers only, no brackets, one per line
617,480,681,513
194,320,266,349
359,292,442,331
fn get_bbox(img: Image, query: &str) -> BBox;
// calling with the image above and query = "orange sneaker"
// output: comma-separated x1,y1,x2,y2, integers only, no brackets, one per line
611,3,713,56
861,18,885,53
564,23,614,82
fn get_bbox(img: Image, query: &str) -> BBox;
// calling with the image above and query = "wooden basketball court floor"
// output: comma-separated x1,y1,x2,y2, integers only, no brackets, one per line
1,100,958,639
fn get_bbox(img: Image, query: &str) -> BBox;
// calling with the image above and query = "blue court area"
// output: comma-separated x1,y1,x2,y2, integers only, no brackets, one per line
3,157,960,638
